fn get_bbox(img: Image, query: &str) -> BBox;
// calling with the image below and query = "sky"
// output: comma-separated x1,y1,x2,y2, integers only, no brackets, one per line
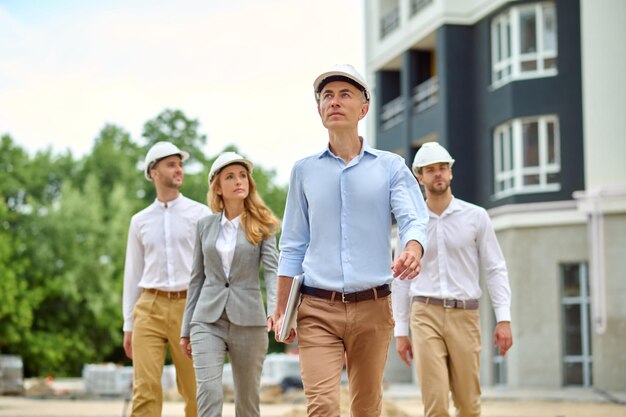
0,0,365,184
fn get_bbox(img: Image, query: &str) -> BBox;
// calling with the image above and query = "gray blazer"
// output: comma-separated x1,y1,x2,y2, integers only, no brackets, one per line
181,213,278,337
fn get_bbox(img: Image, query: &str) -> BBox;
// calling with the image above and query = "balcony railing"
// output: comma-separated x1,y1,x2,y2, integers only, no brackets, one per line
410,0,434,17
381,96,405,130
380,7,400,39
413,76,439,113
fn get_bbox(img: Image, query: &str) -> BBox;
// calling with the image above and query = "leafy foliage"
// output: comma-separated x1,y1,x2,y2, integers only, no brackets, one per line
0,110,288,376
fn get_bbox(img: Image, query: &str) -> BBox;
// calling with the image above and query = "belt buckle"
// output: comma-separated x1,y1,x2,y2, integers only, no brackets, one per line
443,298,456,309
341,292,350,303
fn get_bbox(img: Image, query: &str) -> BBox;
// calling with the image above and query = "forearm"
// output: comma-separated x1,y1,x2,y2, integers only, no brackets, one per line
405,240,423,258
274,275,294,318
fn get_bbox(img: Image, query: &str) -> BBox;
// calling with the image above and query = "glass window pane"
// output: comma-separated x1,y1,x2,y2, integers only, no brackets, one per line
565,362,583,385
562,264,580,296
565,304,582,355
521,60,538,72
547,172,560,184
586,304,593,355
543,5,557,52
520,8,537,54
508,125,514,169
547,122,557,163
522,122,539,167
544,57,557,69
523,174,539,185
497,22,503,61
506,21,511,59
499,132,506,172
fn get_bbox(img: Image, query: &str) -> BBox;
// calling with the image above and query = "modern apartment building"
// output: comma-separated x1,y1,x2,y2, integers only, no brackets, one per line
365,0,626,391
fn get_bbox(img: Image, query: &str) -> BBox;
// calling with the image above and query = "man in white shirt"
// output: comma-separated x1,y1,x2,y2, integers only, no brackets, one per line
392,142,513,417
122,141,210,417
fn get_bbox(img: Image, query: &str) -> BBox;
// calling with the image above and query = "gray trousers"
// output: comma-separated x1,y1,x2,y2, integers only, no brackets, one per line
190,313,268,417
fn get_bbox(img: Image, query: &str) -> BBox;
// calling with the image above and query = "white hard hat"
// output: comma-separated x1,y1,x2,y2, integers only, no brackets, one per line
412,142,455,175
144,141,190,181
313,64,371,103
208,152,253,183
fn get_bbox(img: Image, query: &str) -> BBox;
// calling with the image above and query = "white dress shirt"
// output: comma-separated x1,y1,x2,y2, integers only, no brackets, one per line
216,214,240,279
122,194,211,331
392,197,512,337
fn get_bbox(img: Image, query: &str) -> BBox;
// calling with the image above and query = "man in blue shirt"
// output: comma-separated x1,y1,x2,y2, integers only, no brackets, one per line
273,64,429,417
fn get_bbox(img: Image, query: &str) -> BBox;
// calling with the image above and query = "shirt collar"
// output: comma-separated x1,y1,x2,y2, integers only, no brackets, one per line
430,196,462,218
220,213,241,229
154,193,184,209
318,137,379,160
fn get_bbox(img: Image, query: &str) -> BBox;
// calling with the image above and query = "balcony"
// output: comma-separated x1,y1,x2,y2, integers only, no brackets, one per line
380,7,400,39
381,96,405,130
413,76,439,113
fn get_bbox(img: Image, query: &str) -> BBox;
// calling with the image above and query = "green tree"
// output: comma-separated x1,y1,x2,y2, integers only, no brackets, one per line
0,110,290,376
0,199,33,349
22,176,125,375
80,124,143,205
142,109,208,166
0,136,58,361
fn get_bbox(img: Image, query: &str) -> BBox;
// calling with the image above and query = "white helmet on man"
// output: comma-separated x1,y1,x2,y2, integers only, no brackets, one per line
313,64,371,103
144,141,190,181
412,142,455,176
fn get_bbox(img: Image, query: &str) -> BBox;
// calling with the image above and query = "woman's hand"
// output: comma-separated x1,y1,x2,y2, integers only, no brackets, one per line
180,337,192,359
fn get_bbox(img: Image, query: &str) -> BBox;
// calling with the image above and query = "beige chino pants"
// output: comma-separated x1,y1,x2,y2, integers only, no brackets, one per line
297,294,394,417
410,301,482,417
131,291,197,417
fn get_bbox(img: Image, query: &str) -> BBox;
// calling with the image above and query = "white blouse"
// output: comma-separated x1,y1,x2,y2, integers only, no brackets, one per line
216,214,241,279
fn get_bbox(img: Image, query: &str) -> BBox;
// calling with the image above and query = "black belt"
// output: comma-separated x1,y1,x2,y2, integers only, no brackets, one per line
301,284,391,303
413,296,478,310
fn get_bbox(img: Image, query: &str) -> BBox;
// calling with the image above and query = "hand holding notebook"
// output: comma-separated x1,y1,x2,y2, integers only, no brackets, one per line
278,275,302,342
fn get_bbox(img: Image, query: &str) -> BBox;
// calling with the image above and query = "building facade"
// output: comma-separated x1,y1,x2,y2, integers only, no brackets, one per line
365,0,626,391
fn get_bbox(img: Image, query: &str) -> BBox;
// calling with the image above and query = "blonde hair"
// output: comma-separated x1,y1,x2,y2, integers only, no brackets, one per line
208,165,280,246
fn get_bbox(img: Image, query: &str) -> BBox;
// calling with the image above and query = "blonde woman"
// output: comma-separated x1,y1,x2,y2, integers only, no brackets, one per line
180,152,280,417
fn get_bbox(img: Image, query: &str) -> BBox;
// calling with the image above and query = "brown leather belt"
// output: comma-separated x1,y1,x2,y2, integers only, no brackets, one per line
143,288,187,299
301,284,390,303
413,296,479,310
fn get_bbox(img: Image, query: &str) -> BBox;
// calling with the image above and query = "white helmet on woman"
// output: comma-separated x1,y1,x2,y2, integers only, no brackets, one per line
208,152,253,183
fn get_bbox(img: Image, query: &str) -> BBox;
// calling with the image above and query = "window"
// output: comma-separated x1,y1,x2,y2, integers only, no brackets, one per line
493,115,560,198
380,0,400,39
561,263,592,386
410,0,433,17
491,2,557,87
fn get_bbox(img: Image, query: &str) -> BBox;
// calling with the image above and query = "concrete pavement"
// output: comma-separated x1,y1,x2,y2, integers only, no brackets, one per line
1,384,625,417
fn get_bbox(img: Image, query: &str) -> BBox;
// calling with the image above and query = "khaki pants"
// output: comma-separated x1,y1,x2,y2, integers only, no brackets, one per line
410,301,481,417
297,294,394,417
131,291,197,417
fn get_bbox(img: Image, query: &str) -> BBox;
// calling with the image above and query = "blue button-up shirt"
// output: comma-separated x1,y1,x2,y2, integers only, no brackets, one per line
278,139,428,292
